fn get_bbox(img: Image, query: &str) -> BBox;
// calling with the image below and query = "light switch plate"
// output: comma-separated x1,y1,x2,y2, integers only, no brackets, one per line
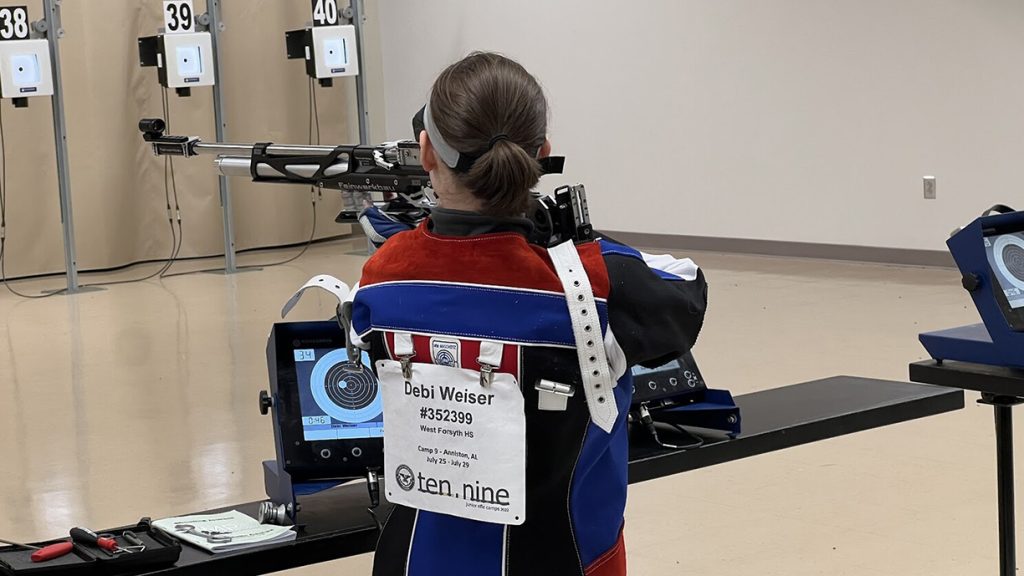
0,39,53,98
923,175,937,200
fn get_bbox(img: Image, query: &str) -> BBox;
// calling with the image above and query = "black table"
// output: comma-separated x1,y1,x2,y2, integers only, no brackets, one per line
911,360,1024,576
127,375,963,576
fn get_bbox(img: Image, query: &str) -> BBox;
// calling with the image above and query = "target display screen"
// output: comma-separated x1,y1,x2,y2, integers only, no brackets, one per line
294,348,383,441
631,358,680,376
985,232,1024,310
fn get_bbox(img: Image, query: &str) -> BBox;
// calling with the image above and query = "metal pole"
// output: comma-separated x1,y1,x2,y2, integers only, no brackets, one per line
207,0,238,273
350,0,373,255
43,0,80,293
994,400,1016,576
351,0,370,144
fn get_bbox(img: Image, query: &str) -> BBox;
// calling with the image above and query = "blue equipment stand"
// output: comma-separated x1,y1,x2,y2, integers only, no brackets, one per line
262,460,353,522
919,209,1024,368
654,388,741,438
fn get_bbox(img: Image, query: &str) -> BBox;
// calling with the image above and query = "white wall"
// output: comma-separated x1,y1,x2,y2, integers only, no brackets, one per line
374,0,1024,251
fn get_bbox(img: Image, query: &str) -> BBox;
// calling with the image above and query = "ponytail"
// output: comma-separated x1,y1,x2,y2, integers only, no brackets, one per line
464,140,543,217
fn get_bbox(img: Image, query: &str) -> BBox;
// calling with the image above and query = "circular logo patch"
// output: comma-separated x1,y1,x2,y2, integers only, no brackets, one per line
395,464,415,491
435,349,457,367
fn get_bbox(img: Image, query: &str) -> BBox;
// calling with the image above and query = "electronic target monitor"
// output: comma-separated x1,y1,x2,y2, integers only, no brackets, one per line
294,347,383,441
984,230,1024,331
266,321,383,480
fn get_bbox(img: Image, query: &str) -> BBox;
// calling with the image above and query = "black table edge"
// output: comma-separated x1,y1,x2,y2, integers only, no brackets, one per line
134,375,966,576
911,360,1024,397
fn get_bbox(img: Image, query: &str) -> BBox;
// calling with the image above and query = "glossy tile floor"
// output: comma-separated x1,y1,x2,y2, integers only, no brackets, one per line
0,236,1004,574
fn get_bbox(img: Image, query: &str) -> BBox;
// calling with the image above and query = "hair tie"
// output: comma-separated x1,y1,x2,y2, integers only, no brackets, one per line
487,133,510,150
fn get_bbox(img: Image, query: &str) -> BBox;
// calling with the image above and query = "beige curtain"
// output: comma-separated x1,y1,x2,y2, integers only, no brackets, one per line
5,0,357,278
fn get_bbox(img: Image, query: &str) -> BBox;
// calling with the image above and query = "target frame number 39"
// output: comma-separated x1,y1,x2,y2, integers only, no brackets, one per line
164,0,195,34
312,0,340,27
0,6,30,41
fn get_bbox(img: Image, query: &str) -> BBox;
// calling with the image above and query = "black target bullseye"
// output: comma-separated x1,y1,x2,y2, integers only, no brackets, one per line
310,350,383,423
1002,244,1024,282
324,361,378,410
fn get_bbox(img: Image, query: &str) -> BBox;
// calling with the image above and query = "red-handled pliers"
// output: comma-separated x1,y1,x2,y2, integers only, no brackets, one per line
0,538,74,562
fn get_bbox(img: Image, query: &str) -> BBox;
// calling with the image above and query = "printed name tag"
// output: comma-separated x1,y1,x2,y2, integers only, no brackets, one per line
377,359,526,525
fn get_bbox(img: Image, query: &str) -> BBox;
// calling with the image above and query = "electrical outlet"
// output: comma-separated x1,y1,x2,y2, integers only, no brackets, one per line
923,176,937,199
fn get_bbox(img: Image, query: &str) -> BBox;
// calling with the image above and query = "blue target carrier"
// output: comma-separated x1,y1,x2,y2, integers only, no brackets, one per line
920,208,1024,369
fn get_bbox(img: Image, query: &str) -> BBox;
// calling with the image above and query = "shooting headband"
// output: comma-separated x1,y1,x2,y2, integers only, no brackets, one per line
415,102,565,175
422,97,480,173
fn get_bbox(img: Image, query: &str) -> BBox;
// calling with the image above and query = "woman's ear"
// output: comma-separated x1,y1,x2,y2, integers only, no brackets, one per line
538,138,552,159
420,130,438,172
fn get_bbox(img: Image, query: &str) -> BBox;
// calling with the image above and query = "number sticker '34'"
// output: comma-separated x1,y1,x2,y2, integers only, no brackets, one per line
163,0,194,34
0,6,30,41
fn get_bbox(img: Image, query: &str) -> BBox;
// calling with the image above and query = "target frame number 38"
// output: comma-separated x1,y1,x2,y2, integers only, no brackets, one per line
163,0,195,34
0,6,30,41
311,0,340,27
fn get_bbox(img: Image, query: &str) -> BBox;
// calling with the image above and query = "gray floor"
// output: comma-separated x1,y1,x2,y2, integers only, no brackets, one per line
0,237,1000,574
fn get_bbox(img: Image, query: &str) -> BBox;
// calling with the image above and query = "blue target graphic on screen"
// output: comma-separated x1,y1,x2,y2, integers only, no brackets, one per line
310,349,382,424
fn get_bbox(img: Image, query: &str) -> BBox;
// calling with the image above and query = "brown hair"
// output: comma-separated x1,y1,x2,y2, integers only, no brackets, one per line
429,52,548,217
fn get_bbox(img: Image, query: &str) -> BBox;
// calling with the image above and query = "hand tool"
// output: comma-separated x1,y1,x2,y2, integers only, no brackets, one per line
122,531,146,552
70,527,132,555
0,538,75,562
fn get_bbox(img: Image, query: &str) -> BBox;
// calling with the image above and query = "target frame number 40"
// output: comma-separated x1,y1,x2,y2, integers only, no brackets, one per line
312,0,340,26
0,6,29,41
164,0,195,34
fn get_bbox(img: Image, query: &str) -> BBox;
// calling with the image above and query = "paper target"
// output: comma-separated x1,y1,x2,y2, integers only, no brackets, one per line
310,349,382,423
994,234,1024,291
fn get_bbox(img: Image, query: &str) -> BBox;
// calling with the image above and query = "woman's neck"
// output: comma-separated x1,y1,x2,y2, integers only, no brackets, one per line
437,195,484,212
433,175,484,212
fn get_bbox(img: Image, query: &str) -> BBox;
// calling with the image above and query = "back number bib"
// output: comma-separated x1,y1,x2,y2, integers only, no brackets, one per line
377,359,526,525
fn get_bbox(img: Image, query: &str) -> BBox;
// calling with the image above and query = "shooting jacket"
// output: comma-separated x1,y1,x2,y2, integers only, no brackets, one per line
353,209,707,576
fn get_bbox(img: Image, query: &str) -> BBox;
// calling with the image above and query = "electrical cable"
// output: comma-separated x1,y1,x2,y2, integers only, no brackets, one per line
367,507,383,533
1,80,324,293
0,231,349,284
637,404,705,451
78,87,180,288
161,78,322,279
159,86,184,278
0,103,66,298
237,75,321,269
366,468,383,532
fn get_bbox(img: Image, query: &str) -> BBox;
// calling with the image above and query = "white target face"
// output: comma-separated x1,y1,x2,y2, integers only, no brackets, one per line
310,349,382,423
993,234,1024,292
